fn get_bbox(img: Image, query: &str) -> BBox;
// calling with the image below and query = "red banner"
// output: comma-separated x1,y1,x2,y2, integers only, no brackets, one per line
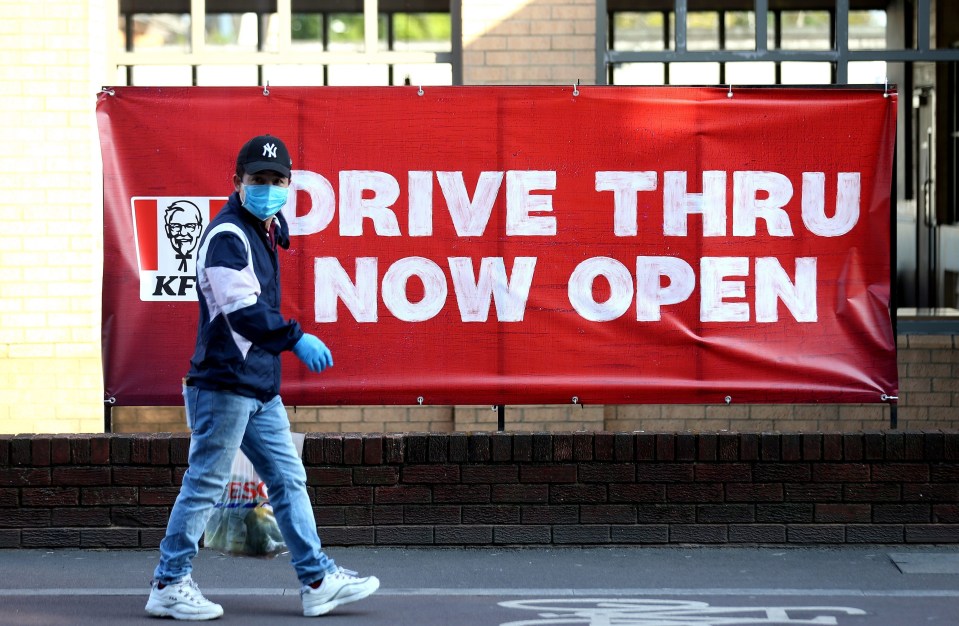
97,86,898,407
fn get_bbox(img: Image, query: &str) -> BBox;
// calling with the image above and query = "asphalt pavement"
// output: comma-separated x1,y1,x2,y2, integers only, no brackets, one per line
1,545,958,625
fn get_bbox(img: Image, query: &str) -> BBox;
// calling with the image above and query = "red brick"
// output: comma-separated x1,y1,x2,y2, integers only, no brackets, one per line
467,433,490,462
761,433,781,461
595,433,615,461
609,483,665,503
342,434,363,465
781,434,802,461
401,464,460,484
635,433,656,461
697,434,717,461
325,434,344,464
844,483,901,502
462,465,518,484
637,464,694,482
521,505,578,524
51,437,74,464
694,463,751,482
150,434,170,465
130,437,150,464
307,467,352,486
802,434,822,461
581,504,636,524
903,483,959,502
613,433,634,462
675,434,696,461
406,505,462,525
22,487,79,507
22,529,80,548
579,463,635,483
573,433,593,461
656,434,675,461
872,463,930,482
52,508,112,527
110,435,133,464
667,483,724,503
10,436,31,465
717,433,739,461
363,435,383,465
385,434,405,464
462,505,517,525
512,433,532,462
551,484,607,504
81,487,138,506
31,438,51,466
531,433,552,461
373,485,430,504
111,507,170,527
491,484,548,503
138,487,179,506
815,503,871,523
112,467,172,486
352,467,399,486
813,463,870,482
0,435,10,465
433,485,490,504
70,437,92,465
428,434,449,463
448,433,468,462
90,436,111,465
822,434,843,460
740,434,760,461
81,528,140,548
520,465,576,484
552,433,573,461
316,486,374,505
843,434,864,460
491,433,511,462
726,483,784,502
0,468,51,487
52,467,111,486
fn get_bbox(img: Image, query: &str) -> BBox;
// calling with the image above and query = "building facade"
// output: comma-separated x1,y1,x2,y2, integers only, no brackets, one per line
1,0,957,434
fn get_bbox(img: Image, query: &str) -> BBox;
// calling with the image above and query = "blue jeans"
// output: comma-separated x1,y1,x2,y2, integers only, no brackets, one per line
154,386,336,585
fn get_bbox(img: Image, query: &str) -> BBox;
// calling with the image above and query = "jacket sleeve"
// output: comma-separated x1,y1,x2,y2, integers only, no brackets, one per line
202,230,303,355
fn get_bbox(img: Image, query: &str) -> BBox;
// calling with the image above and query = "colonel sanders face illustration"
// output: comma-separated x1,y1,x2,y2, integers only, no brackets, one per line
164,200,203,272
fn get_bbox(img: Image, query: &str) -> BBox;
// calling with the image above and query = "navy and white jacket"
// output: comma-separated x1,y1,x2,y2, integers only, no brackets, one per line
186,192,303,401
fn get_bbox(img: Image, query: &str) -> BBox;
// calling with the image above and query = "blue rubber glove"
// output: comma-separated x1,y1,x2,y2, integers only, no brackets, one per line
292,334,333,373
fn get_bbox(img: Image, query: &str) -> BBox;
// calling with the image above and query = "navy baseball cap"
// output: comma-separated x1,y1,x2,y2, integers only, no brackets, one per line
236,135,292,178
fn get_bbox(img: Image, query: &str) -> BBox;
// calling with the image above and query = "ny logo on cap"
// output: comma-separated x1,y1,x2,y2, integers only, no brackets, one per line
262,142,278,158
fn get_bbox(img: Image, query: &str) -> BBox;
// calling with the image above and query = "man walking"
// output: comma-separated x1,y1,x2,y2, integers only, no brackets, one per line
146,135,379,620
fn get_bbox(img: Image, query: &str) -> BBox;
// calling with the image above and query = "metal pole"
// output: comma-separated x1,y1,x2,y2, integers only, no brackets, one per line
890,130,899,430
674,0,687,52
497,404,505,431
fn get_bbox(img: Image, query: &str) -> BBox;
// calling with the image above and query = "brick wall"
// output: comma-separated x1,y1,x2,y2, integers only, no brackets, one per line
462,0,597,85
0,0,106,434
2,431,956,548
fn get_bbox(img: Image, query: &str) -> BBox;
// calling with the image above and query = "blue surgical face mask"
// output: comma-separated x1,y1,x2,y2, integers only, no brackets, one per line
241,184,289,221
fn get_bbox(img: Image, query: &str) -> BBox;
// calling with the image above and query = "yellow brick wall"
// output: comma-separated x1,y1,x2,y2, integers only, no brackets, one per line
462,0,597,85
0,0,107,434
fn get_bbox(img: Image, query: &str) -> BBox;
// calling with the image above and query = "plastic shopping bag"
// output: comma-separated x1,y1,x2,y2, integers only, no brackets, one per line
203,432,305,557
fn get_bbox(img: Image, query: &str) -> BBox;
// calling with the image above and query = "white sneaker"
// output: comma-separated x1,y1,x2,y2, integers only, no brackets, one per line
301,567,380,617
145,575,224,621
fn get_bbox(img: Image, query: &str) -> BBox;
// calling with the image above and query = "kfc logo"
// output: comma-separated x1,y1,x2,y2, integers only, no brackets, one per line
164,200,203,272
131,196,226,301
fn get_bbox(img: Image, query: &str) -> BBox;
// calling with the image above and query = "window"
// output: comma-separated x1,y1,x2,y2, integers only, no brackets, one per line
112,0,455,87
604,0,959,321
